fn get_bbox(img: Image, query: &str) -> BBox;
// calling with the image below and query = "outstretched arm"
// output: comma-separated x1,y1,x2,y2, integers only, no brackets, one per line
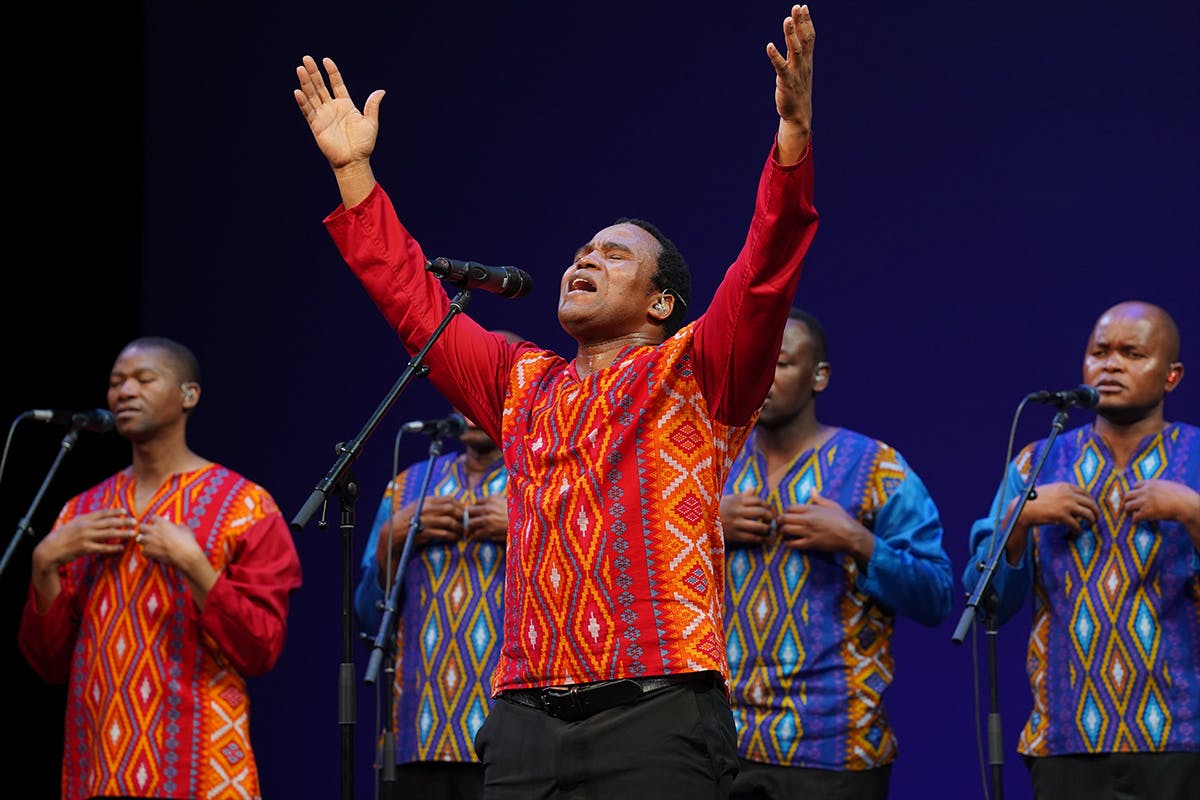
294,55,386,209
767,4,815,165
694,4,819,424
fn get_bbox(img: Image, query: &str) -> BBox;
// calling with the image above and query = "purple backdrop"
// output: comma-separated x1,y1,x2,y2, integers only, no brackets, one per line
4,2,1197,798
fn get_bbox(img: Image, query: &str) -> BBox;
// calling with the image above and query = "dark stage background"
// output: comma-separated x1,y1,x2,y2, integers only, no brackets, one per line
4,2,1197,798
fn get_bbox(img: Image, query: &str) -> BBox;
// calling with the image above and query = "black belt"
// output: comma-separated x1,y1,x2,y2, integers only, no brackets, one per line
501,672,717,721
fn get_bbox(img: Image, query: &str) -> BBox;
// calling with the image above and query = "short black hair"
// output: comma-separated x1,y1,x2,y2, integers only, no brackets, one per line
122,336,201,384
615,217,691,338
788,308,827,363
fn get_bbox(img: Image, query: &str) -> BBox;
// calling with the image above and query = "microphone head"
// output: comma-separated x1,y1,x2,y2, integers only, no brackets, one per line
28,408,116,432
498,267,534,299
1026,385,1101,410
74,410,116,432
1074,384,1100,409
442,412,467,437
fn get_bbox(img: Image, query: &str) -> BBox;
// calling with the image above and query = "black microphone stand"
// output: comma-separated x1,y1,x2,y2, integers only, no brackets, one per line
952,407,1071,800
365,430,449,800
290,288,472,800
0,427,81,580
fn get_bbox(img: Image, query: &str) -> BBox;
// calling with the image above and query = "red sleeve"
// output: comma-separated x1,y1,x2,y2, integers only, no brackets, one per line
324,186,538,444
693,140,818,425
194,512,303,677
17,499,86,685
17,580,78,684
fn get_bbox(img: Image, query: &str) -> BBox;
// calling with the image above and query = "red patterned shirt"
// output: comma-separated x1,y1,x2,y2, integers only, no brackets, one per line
495,328,749,687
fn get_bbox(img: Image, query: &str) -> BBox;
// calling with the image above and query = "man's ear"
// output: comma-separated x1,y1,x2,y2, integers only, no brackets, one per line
649,291,673,322
1164,362,1184,393
813,360,831,393
181,382,201,409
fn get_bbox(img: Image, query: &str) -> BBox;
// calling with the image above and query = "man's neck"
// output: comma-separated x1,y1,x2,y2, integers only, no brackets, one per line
130,436,205,489
574,331,662,378
1094,411,1166,471
755,414,833,476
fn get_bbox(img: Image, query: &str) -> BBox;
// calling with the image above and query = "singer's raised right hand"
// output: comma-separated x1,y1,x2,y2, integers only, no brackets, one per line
294,55,383,208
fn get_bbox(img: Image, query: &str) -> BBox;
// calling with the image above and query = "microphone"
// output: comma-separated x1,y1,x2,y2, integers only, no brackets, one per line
1026,384,1100,410
400,412,467,438
426,257,533,299
27,409,116,433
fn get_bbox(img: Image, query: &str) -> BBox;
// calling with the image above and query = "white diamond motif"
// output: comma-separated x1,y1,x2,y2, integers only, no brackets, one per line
754,596,770,626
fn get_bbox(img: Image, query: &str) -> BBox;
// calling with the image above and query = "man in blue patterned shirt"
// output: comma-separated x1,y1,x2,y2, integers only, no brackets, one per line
720,308,954,799
964,300,1199,799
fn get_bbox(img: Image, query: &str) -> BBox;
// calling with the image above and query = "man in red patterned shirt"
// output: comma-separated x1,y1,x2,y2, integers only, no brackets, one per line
18,337,302,800
294,5,819,797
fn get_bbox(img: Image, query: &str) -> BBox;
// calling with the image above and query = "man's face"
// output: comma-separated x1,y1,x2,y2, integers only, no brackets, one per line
107,345,189,442
557,223,662,339
1083,305,1180,422
757,318,824,430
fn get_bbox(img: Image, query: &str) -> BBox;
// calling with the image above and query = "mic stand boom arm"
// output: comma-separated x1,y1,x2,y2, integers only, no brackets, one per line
362,430,448,794
289,287,472,800
952,407,1070,800
0,428,80,579
364,433,443,687
290,287,472,532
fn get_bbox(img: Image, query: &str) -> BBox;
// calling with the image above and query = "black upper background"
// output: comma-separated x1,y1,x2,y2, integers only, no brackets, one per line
4,3,1197,798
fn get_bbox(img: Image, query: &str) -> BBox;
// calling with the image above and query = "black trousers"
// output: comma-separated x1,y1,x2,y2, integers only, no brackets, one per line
474,680,738,799
729,757,891,800
1026,751,1200,800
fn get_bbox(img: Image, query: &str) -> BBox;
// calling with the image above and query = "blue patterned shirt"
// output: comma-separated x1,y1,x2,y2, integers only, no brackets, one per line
963,422,1200,755
724,428,953,770
353,451,507,764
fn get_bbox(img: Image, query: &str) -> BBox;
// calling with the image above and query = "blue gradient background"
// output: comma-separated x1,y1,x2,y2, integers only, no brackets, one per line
4,2,1197,798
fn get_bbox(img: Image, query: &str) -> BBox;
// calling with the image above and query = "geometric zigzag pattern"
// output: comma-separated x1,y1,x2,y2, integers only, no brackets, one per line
493,327,746,689
1016,423,1200,755
58,465,271,800
723,429,902,770
382,455,507,763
